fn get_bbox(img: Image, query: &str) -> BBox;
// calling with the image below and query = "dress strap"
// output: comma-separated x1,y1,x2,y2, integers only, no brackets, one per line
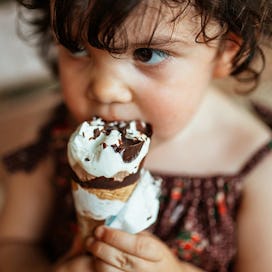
236,101,272,178
237,139,272,178
251,101,272,130
2,139,50,173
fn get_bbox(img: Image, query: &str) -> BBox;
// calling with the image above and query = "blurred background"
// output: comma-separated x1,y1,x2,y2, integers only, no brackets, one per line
0,0,60,208
0,0,271,209
0,0,60,154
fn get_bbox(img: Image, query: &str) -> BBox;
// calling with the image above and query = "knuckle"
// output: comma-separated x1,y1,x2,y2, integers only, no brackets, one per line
135,236,149,256
115,252,134,270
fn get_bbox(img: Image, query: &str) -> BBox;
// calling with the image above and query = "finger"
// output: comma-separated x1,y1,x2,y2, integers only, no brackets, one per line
92,226,163,261
89,239,152,272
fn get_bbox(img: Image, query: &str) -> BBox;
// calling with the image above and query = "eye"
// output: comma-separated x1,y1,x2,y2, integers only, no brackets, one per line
133,48,169,65
70,46,89,58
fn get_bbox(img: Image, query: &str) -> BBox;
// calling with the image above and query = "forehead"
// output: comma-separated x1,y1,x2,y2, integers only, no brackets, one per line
121,1,201,45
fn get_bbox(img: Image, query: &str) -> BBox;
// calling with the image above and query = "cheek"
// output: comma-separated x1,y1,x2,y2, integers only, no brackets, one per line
146,49,215,140
140,85,207,140
149,103,195,140
58,58,92,122
63,89,93,122
59,77,79,117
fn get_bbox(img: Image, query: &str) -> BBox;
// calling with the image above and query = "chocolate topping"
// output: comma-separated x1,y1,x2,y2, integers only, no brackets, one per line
86,117,152,163
71,168,140,190
122,141,145,162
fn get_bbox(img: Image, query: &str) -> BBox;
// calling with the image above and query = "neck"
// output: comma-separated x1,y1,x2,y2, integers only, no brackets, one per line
145,87,271,176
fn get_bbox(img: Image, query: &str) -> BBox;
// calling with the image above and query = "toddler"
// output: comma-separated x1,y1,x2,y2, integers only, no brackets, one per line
1,0,272,271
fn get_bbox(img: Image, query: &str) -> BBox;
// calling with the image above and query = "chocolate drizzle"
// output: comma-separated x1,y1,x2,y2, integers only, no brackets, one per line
71,168,140,190
86,117,152,163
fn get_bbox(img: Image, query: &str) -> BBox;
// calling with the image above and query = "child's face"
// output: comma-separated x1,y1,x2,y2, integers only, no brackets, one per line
56,2,229,143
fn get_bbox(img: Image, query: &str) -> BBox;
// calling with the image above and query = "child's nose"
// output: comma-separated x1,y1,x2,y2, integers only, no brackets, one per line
88,71,132,104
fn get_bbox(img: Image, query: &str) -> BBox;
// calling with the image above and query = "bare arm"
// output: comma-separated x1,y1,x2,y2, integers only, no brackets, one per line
235,152,272,272
0,156,55,272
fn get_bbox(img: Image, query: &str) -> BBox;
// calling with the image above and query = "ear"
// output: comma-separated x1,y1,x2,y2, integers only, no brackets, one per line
213,33,242,78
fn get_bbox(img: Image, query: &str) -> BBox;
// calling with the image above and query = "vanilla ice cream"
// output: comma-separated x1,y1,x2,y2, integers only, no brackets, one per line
67,117,161,236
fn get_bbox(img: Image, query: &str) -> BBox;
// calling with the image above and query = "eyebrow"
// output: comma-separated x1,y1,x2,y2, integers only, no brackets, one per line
129,36,190,48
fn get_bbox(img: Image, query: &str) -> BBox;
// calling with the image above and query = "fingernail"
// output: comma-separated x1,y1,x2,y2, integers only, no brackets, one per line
95,226,105,239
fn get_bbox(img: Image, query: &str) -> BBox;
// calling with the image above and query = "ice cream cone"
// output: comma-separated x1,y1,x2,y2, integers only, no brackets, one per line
71,179,138,238
76,212,104,239
68,117,160,237
72,179,138,202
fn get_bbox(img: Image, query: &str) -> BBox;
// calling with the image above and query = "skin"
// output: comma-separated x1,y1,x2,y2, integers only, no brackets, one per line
58,3,232,143
1,1,272,272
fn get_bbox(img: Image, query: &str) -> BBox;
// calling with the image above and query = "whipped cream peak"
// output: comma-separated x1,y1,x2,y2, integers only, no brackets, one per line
68,117,152,179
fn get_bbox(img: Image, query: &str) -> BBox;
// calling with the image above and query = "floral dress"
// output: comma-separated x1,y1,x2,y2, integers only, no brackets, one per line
3,103,272,272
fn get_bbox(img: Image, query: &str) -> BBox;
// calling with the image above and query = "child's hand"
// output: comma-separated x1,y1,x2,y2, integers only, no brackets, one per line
86,226,183,272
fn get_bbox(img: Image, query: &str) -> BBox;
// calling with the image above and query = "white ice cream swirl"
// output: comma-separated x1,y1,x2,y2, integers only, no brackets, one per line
67,118,151,179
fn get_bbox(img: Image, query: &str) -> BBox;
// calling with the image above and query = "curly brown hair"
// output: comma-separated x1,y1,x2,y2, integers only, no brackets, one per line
17,0,272,90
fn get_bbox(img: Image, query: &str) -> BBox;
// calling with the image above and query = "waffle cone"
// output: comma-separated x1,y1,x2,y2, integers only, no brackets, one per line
76,212,104,239
72,179,138,202
72,179,138,238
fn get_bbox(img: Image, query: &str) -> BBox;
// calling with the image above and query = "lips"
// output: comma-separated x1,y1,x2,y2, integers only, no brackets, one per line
87,103,144,124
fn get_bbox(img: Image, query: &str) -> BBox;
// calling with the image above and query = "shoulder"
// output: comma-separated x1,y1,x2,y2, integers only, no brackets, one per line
234,148,272,271
205,89,272,173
